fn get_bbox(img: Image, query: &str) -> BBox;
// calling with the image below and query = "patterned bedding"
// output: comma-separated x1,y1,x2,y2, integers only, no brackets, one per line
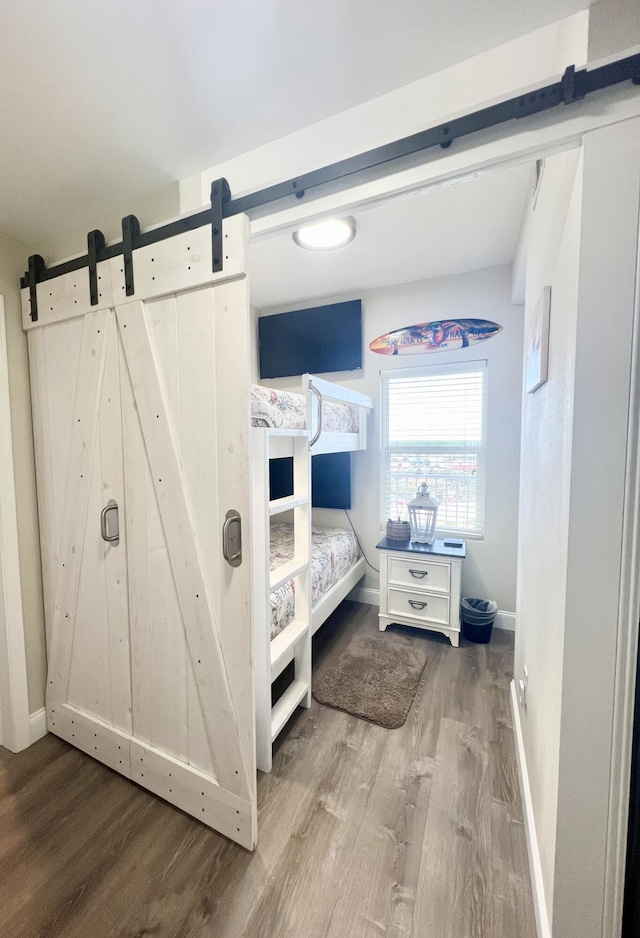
269,523,359,640
251,383,359,434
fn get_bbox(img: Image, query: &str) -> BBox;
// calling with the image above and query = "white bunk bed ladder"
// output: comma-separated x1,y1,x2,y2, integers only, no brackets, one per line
252,428,312,774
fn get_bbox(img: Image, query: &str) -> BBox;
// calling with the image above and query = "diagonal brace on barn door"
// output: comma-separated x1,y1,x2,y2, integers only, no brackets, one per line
116,299,253,801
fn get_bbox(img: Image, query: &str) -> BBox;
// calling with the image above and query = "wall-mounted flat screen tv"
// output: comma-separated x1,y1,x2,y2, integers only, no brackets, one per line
258,300,362,379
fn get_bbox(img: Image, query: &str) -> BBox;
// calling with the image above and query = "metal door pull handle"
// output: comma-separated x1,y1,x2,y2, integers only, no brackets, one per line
101,500,119,544
409,569,428,578
223,509,242,567
409,599,427,610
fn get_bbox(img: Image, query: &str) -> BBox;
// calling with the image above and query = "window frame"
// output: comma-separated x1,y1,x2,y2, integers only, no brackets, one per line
379,359,488,540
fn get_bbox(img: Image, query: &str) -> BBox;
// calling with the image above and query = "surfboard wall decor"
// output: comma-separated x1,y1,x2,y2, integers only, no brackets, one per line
369,318,502,355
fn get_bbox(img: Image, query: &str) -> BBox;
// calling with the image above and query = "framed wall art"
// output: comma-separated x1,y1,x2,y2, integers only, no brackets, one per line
526,285,551,393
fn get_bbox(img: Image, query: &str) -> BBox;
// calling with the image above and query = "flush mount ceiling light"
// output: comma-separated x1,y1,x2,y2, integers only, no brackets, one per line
293,217,356,251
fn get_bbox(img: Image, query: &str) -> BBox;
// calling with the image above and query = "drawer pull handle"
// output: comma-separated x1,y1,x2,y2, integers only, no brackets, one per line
409,599,427,610
409,569,428,578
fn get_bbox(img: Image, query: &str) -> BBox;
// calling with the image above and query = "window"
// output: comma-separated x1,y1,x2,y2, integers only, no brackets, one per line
380,360,487,538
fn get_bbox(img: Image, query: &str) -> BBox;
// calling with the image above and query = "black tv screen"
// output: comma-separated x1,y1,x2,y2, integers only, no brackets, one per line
269,453,351,510
259,300,362,379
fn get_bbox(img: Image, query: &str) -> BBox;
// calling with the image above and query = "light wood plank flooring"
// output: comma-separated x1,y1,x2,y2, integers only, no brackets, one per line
0,601,535,938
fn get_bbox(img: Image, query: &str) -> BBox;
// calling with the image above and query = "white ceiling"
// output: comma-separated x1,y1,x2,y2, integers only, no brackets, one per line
249,162,533,310
1,0,592,248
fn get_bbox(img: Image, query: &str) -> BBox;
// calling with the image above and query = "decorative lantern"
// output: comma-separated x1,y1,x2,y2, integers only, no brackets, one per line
408,483,439,545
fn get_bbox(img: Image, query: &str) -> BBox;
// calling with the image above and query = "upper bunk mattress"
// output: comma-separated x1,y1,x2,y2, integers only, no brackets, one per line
269,523,359,640
251,383,359,433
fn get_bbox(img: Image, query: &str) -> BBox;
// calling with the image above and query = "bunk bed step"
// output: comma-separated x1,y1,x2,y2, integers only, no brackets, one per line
270,618,309,679
269,494,309,516
270,557,308,593
271,679,309,741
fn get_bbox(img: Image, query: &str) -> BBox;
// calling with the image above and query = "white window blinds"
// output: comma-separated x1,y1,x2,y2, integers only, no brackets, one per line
380,360,487,538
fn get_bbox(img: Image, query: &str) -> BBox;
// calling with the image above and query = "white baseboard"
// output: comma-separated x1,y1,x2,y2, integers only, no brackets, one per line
29,708,47,744
348,586,380,606
496,610,516,632
510,681,550,938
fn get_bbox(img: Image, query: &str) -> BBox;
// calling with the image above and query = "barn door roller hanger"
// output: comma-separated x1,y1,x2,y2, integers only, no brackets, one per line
22,179,231,323
21,54,640,322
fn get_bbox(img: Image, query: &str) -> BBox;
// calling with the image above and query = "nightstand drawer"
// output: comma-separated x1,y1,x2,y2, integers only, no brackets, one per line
388,587,450,627
387,556,451,594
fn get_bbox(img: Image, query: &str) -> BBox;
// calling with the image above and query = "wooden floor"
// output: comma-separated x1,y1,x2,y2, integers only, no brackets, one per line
0,602,535,938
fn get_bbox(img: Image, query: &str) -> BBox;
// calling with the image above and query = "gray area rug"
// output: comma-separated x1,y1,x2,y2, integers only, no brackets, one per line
312,621,429,729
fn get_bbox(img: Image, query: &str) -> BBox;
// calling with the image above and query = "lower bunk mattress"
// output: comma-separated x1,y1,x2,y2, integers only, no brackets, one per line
269,523,359,640
251,383,359,433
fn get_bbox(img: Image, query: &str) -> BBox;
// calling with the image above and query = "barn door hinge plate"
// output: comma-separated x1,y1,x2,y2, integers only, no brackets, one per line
210,178,231,274
23,254,46,322
87,229,106,306
122,214,141,297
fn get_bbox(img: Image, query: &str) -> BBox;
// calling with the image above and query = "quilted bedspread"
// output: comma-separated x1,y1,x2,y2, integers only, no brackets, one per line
251,384,359,433
269,523,359,640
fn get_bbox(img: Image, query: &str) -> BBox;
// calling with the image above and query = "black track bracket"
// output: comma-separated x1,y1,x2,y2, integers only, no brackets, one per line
122,215,141,296
561,64,587,104
210,178,231,273
87,229,106,306
17,51,640,305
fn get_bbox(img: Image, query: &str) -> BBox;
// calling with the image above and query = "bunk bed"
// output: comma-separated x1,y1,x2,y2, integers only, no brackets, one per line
251,375,374,773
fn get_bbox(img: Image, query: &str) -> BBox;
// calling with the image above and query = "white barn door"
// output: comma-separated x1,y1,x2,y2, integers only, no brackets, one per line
24,216,256,848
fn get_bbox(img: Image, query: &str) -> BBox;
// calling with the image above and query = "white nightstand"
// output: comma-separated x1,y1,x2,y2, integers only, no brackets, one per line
376,537,466,647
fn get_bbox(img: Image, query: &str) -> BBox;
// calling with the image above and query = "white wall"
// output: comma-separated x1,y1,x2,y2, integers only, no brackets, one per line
181,13,589,215
256,262,523,615
0,232,47,715
515,118,640,936
553,117,640,938
588,0,640,61
36,181,181,269
514,146,582,927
